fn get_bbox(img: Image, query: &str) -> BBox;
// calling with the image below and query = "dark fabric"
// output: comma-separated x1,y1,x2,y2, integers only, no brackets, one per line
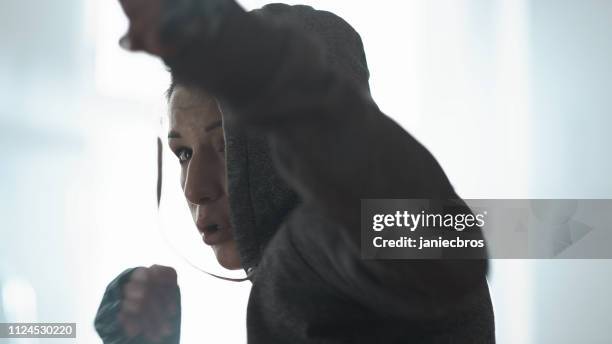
94,268,137,344
222,123,299,272
219,3,372,273
252,4,370,93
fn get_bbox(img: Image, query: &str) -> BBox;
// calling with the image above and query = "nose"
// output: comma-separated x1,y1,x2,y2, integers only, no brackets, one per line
183,152,224,205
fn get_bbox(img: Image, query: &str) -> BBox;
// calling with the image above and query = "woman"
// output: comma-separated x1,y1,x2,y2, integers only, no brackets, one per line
96,2,495,343
166,83,242,271
95,82,249,343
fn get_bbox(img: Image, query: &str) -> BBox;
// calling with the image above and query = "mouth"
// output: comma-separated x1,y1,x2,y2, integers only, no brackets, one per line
197,223,231,246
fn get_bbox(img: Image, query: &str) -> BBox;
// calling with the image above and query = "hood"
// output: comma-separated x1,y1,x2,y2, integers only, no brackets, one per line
223,3,371,273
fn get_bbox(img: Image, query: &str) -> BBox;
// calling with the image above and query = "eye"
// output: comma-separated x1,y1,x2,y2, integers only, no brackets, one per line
175,148,192,164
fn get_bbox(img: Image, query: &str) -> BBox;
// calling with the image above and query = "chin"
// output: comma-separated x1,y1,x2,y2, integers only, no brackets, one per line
213,242,242,270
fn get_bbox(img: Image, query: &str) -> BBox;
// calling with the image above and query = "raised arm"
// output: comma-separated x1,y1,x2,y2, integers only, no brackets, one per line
118,0,489,316
158,2,456,224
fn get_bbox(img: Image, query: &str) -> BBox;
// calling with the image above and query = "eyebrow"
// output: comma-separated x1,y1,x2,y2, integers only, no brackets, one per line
168,130,181,139
167,120,223,139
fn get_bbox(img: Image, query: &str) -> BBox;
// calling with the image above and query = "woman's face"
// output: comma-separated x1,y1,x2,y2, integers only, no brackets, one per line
168,85,241,270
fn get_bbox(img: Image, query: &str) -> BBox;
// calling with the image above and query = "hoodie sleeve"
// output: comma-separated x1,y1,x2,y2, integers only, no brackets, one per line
163,0,488,312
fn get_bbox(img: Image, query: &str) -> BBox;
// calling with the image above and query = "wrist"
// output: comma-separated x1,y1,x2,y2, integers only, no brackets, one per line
159,0,244,55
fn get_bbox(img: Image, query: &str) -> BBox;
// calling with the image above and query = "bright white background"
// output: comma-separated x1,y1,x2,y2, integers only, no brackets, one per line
1,0,612,343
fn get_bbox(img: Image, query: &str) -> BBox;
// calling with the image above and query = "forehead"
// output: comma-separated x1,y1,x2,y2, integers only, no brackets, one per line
169,86,221,129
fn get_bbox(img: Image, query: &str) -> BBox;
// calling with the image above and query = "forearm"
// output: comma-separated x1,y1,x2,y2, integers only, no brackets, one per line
162,0,292,108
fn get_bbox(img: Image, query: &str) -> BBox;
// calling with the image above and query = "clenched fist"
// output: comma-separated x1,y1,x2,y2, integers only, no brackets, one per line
117,0,242,57
95,265,181,344
119,265,180,342
118,0,168,55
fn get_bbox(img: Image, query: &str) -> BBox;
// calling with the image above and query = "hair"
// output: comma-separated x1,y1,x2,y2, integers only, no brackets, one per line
166,68,178,101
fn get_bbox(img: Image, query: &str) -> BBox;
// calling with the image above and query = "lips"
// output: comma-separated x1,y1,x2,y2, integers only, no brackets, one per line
196,222,232,246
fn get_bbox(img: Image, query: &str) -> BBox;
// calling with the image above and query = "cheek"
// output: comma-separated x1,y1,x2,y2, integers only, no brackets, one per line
180,170,197,219
188,202,197,219
180,168,187,190
213,240,241,270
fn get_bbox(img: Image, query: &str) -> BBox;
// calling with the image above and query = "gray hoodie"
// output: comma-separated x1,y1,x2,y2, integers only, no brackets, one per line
96,2,495,343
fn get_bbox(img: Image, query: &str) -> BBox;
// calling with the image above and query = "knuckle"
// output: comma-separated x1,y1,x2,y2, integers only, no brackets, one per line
122,299,142,313
124,284,146,301
130,267,149,283
150,265,178,285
